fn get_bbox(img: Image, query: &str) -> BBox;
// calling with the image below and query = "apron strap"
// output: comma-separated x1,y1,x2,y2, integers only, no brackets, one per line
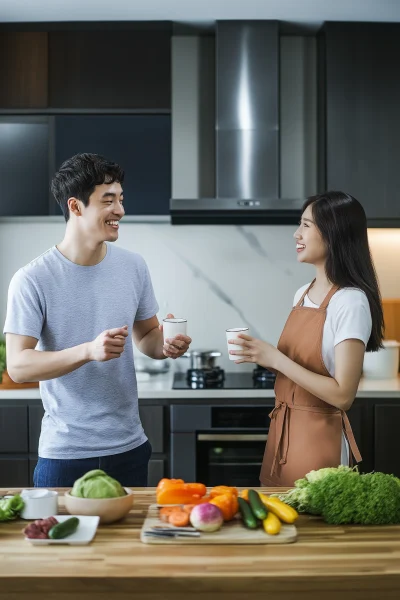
296,281,340,310
319,284,340,309
295,279,316,308
342,410,362,463
268,402,290,476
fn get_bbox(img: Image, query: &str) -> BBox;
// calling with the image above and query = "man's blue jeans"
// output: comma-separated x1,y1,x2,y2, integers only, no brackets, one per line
33,440,152,487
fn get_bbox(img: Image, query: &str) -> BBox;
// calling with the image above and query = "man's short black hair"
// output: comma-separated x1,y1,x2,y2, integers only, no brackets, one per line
51,153,125,222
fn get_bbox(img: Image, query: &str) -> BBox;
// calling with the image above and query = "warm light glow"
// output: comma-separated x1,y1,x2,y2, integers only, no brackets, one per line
367,229,400,299
368,229,400,245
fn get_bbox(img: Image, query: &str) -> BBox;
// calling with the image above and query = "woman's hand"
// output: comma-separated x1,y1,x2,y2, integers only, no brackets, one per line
228,334,280,369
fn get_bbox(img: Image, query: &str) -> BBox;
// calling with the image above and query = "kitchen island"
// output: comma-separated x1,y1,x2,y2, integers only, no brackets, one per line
0,487,400,599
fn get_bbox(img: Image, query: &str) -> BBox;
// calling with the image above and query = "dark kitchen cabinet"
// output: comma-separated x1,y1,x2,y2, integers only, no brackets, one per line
29,405,44,453
48,28,171,109
0,457,29,487
0,406,28,453
2,397,400,488
318,23,400,225
53,115,171,216
29,458,38,487
374,403,400,477
347,402,373,474
0,31,48,108
148,459,165,487
139,405,164,454
0,117,50,216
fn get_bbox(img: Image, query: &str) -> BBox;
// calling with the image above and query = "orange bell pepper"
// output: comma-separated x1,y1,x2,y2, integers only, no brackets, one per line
209,485,238,499
156,478,184,493
209,492,238,521
240,489,249,501
156,482,207,505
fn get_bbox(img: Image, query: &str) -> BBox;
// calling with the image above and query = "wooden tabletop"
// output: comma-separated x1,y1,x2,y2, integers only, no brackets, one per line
1,487,400,600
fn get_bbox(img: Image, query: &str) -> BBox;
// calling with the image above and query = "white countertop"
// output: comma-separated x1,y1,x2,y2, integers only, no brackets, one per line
0,372,400,400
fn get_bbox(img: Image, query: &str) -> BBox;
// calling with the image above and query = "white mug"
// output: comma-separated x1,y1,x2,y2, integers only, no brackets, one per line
226,327,249,361
163,318,187,342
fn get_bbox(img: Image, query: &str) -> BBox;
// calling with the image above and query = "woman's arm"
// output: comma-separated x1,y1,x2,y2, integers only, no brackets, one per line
274,339,365,410
230,335,365,411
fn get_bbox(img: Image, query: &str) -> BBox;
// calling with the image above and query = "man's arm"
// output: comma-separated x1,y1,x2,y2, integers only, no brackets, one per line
6,326,129,383
133,314,191,360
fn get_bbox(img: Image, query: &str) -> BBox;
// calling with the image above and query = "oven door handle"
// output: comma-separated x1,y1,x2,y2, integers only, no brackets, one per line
197,434,268,442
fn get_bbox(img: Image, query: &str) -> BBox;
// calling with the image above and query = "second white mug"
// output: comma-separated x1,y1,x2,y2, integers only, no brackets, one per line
226,327,249,361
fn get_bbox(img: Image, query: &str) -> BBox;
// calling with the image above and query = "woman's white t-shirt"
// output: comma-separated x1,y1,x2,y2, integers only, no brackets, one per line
292,284,372,465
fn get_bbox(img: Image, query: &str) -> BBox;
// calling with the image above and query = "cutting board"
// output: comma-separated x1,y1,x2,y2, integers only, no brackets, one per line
140,504,297,545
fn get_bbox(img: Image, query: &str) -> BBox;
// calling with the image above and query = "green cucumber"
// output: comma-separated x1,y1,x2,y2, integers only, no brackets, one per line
238,497,258,529
248,489,268,520
48,517,80,540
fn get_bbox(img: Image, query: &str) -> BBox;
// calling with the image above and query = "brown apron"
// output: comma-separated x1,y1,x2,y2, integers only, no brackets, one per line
260,281,362,487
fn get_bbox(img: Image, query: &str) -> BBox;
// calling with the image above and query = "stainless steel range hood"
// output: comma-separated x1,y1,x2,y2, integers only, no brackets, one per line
170,21,304,225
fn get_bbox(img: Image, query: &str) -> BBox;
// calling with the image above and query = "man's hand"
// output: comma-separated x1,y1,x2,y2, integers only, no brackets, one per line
159,313,192,359
87,326,129,362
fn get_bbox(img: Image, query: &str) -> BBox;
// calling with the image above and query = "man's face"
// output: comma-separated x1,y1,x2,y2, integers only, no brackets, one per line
75,181,125,243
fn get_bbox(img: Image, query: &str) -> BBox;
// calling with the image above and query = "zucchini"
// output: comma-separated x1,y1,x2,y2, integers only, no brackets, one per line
237,497,258,529
48,517,80,540
248,489,268,520
262,512,281,535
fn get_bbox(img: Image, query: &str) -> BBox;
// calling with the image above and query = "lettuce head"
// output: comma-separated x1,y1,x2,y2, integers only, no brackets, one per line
70,469,126,498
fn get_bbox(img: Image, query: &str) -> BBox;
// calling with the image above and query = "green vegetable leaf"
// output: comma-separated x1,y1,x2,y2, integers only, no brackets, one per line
0,494,24,521
278,466,400,525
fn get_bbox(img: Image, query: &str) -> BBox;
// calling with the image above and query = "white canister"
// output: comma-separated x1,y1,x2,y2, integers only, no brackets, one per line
20,489,58,520
363,340,400,379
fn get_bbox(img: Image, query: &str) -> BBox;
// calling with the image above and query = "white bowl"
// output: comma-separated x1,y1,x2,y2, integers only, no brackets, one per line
63,487,134,524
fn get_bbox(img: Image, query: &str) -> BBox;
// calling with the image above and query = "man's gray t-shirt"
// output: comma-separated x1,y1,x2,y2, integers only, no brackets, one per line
3,243,159,459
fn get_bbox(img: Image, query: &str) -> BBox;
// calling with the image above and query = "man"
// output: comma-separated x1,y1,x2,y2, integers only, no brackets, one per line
4,153,191,487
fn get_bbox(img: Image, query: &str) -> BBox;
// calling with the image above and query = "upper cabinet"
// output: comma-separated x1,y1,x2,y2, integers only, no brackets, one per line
0,25,171,110
318,23,400,225
0,31,48,108
48,28,171,109
0,116,50,216
53,115,171,216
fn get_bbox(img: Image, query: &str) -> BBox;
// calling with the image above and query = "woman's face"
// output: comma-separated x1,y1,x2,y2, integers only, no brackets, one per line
293,204,327,265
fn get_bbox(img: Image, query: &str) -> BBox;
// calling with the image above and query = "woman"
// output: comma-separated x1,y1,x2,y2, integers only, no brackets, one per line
229,191,384,487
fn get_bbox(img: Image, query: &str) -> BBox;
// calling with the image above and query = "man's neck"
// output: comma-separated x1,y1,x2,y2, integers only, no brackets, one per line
57,229,106,266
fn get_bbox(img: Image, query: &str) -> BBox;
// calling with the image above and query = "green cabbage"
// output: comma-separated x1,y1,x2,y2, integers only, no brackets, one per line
70,469,126,499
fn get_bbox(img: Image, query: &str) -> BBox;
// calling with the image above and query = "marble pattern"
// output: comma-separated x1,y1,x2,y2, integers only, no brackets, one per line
0,222,398,373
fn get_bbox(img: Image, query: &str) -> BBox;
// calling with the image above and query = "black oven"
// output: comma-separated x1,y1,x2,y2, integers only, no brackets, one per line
170,404,272,487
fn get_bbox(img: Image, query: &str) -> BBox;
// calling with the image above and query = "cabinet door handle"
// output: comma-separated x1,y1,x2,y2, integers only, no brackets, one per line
197,434,268,442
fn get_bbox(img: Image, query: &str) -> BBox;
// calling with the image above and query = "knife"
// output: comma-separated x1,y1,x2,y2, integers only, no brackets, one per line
151,525,198,533
144,529,200,538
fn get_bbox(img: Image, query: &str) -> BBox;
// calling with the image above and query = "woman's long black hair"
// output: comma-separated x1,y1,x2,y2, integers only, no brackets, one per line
304,191,384,352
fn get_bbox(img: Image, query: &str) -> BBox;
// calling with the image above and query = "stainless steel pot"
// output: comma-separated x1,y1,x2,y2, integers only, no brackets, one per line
183,350,222,370
135,357,170,375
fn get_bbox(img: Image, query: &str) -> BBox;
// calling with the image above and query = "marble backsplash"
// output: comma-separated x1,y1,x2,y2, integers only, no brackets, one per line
0,222,399,372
